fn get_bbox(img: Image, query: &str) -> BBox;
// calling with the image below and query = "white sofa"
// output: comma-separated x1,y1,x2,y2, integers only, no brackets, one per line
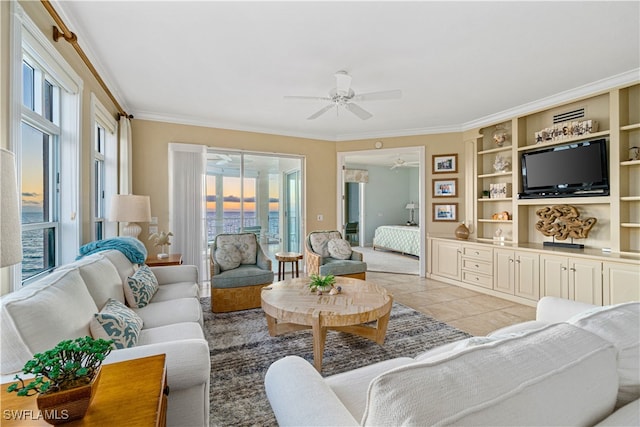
265,297,640,426
0,250,210,427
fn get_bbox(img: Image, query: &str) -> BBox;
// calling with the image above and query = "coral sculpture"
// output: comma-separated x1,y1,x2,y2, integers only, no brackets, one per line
535,205,596,240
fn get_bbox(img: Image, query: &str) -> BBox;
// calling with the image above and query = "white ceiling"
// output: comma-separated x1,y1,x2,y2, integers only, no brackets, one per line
52,1,639,142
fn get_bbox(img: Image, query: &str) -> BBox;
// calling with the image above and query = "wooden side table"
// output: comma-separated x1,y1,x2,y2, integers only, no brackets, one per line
275,252,303,281
145,253,182,267
1,354,168,426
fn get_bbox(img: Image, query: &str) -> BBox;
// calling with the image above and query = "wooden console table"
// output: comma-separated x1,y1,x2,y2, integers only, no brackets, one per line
1,354,168,426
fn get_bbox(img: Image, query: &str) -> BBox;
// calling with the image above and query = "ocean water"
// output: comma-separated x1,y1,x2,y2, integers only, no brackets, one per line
20,210,280,280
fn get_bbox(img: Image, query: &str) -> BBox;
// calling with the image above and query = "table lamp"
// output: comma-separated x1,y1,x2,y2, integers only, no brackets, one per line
109,194,151,239
405,202,417,226
1,148,23,267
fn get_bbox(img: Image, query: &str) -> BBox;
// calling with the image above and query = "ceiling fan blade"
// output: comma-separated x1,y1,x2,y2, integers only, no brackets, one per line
352,89,402,102
307,104,336,120
345,103,373,120
284,95,332,102
335,70,352,95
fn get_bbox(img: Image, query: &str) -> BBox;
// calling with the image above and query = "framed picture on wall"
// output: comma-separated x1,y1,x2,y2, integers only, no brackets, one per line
432,154,457,173
433,203,458,221
433,178,457,197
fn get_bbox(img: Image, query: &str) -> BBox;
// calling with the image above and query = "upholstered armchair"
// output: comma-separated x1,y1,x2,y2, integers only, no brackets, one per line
210,233,274,313
305,230,367,280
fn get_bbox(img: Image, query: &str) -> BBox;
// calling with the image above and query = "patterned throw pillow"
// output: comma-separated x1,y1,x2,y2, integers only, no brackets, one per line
327,238,353,260
90,298,143,349
215,243,243,271
310,231,343,258
124,265,159,308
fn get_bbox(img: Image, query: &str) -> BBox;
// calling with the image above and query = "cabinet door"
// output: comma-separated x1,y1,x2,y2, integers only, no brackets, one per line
493,249,514,295
431,240,461,280
515,252,539,300
603,262,640,304
569,259,602,305
540,255,568,299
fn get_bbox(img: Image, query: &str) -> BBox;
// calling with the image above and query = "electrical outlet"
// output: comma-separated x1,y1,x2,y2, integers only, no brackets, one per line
150,216,158,225
149,226,158,234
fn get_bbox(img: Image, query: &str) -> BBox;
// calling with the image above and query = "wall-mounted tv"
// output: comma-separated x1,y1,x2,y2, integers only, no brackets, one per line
520,138,609,199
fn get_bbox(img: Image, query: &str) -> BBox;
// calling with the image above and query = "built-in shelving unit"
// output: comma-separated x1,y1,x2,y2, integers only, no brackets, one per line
469,83,640,255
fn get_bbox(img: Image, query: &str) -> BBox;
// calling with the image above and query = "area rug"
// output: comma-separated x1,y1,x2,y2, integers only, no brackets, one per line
353,245,420,275
202,297,471,426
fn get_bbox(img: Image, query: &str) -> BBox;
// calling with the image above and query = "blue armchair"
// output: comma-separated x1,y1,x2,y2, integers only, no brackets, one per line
305,230,366,280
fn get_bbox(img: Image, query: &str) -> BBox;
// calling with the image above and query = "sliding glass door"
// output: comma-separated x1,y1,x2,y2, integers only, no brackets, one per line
206,150,303,262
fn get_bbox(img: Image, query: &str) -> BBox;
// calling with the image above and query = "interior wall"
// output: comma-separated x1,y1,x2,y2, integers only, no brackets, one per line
131,119,337,255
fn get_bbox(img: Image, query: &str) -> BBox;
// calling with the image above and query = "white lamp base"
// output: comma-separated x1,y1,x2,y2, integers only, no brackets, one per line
157,253,169,259
121,223,142,239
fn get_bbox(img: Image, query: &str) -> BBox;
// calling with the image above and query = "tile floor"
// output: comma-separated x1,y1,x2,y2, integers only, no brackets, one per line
202,271,537,336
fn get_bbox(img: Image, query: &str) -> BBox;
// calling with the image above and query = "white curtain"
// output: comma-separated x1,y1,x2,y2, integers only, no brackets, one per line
168,143,208,281
118,116,132,195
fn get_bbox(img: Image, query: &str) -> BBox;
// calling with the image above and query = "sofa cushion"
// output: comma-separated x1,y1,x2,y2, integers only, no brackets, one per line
327,238,353,260
125,265,159,308
362,323,618,426
215,243,242,271
152,282,199,302
0,269,98,374
138,322,204,345
319,258,366,277
101,249,136,284
215,234,257,265
91,298,143,349
309,231,342,258
595,398,640,427
567,302,640,408
134,298,203,329
62,254,125,307
211,265,274,289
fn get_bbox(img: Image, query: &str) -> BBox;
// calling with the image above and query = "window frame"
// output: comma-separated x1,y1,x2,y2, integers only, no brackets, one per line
10,2,83,289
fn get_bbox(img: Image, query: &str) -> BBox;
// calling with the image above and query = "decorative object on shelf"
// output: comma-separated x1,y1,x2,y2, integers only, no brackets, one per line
493,227,505,243
432,153,457,174
482,190,490,199
629,146,639,161
492,211,511,220
405,201,418,225
454,222,470,240
433,203,457,222
109,194,152,240
433,179,457,197
534,119,599,144
149,230,173,259
493,154,510,173
489,183,509,199
7,336,113,425
535,205,597,249
492,125,509,147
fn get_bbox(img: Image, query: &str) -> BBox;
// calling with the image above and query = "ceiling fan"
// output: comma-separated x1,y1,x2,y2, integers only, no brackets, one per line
285,70,402,120
390,157,419,170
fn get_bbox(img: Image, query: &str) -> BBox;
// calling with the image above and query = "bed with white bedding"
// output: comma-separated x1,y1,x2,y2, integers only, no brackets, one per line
372,225,420,257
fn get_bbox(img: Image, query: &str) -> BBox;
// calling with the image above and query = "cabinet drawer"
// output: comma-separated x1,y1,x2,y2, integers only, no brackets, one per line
463,246,493,261
462,258,492,275
462,271,493,289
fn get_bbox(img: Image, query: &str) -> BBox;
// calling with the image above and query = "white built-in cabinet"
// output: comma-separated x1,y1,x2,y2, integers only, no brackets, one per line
430,239,461,280
540,254,603,305
603,262,640,304
494,249,540,301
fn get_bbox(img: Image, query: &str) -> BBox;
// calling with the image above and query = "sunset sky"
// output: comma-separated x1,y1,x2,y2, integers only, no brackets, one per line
206,174,279,212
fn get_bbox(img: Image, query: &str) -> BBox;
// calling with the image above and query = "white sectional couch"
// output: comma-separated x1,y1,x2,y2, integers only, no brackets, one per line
265,297,640,426
0,250,210,427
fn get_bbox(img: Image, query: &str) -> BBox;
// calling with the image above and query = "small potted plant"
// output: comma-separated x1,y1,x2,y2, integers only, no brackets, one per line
309,274,336,293
7,336,113,425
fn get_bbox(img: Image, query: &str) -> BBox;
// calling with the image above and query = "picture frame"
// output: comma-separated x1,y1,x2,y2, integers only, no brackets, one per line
432,154,458,174
433,178,457,197
433,203,458,221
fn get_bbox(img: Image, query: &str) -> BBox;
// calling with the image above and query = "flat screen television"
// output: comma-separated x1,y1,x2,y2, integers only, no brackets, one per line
520,138,609,198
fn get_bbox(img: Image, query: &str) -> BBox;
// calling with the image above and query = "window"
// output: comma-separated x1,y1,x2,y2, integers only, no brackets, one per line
11,3,82,288
91,94,117,241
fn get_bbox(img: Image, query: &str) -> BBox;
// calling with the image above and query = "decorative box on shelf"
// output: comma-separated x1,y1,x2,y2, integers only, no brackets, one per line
489,183,510,199
534,119,598,144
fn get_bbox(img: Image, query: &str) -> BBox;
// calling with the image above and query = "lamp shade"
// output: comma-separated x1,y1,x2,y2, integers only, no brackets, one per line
109,194,152,223
1,148,23,267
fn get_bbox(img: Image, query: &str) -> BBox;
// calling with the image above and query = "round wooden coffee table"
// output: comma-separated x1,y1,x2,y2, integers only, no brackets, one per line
261,276,393,372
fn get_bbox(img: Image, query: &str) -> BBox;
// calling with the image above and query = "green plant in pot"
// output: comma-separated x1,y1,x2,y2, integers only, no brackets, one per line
7,336,113,425
309,274,336,292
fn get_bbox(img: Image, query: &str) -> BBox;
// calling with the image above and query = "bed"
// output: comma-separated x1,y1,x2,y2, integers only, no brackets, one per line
373,225,421,257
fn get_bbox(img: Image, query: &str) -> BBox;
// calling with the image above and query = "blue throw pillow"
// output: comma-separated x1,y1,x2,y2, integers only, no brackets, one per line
91,298,143,349
125,265,159,308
